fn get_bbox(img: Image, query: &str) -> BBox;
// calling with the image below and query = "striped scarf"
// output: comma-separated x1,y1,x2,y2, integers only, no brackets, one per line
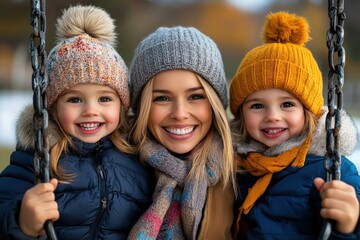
128,135,223,240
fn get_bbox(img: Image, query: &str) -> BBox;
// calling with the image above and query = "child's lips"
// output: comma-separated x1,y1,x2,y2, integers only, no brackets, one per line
78,122,102,130
262,128,286,135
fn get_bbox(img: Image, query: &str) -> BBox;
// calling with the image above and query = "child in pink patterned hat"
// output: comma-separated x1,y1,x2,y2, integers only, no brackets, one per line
0,5,154,239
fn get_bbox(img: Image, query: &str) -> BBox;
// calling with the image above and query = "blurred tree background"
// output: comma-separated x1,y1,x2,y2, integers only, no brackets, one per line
1,0,360,169
2,0,360,108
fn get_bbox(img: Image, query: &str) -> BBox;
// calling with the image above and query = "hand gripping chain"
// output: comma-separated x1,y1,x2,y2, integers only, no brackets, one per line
29,0,58,239
319,0,346,239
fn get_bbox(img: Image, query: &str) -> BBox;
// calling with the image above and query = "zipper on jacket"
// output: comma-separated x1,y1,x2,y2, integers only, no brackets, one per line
89,141,107,240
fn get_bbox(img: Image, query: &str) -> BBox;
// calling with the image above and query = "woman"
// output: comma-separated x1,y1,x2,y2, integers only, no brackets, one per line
128,26,236,240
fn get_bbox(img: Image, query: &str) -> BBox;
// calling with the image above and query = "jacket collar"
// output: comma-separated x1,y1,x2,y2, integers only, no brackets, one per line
70,137,113,156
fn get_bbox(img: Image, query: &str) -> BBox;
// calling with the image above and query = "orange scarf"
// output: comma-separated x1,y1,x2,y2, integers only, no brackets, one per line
234,134,312,238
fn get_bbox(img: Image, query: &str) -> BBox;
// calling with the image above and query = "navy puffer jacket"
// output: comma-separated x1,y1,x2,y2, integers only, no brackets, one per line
235,155,360,239
0,106,155,240
0,137,154,239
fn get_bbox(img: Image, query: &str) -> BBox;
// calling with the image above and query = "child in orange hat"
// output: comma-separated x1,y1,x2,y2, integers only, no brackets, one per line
230,11,360,239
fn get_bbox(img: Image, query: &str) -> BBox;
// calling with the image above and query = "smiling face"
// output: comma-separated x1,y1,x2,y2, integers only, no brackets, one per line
56,84,121,143
147,70,213,154
242,88,305,147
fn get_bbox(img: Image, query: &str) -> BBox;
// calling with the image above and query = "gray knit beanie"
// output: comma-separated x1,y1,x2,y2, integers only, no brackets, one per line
130,26,228,111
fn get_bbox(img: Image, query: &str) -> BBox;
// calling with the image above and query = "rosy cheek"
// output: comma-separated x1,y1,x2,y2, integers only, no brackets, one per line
244,116,255,129
106,110,120,123
58,115,71,129
57,108,73,127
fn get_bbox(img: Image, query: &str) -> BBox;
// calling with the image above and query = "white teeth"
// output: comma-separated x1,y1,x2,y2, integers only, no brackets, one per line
79,123,100,130
265,129,283,134
166,126,194,135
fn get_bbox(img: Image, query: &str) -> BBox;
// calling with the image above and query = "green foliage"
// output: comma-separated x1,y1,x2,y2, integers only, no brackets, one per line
0,147,12,172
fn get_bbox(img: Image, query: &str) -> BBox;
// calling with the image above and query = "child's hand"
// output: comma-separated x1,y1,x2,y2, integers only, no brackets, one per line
19,178,59,237
314,177,359,234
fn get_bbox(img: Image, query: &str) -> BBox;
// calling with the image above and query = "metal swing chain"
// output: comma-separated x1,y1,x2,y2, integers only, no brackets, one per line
29,0,58,239
319,0,345,239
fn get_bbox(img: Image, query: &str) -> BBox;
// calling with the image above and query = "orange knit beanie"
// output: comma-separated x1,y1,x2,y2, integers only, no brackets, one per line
229,11,323,117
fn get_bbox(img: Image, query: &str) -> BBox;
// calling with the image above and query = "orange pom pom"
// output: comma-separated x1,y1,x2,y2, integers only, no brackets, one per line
262,11,310,46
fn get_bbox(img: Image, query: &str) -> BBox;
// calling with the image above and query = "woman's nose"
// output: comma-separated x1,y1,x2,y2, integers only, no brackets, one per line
170,100,189,120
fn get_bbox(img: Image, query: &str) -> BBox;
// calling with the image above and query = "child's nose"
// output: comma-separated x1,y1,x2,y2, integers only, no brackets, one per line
82,102,98,116
264,108,281,122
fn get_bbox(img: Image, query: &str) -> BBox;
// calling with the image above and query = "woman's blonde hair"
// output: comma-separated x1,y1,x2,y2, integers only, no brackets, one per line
49,103,134,183
131,74,236,190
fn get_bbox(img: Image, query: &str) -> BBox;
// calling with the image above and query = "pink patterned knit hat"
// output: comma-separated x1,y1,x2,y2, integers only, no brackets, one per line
47,5,130,109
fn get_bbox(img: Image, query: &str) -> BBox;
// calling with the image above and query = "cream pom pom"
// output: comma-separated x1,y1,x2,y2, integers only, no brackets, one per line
56,5,117,46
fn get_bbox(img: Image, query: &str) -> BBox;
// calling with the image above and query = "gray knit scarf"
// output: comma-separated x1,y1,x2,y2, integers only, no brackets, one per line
128,134,223,240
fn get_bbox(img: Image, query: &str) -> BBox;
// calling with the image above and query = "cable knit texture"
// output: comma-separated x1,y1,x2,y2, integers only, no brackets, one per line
130,26,228,111
229,11,323,117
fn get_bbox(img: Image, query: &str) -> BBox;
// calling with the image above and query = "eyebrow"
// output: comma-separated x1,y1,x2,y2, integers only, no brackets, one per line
97,90,118,95
245,95,296,104
62,89,117,95
153,86,204,94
